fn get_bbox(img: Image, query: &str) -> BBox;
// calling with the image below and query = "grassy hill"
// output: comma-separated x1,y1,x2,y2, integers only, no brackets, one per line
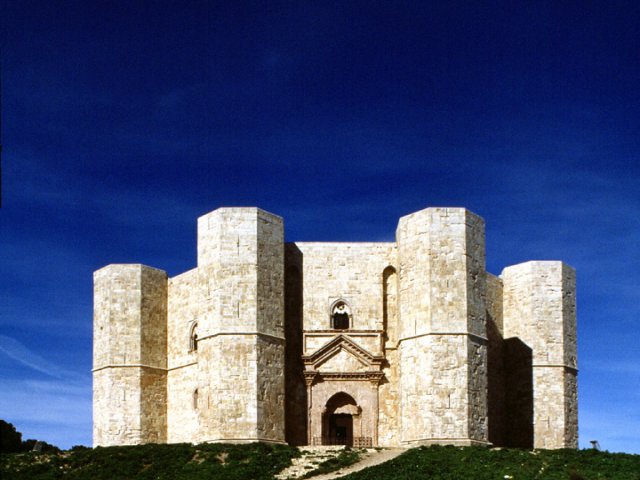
340,445,640,480
2,443,639,480
0,442,297,480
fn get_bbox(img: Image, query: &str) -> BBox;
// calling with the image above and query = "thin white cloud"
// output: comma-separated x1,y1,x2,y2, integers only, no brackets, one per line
0,335,86,381
0,337,92,448
0,378,91,449
8,151,199,231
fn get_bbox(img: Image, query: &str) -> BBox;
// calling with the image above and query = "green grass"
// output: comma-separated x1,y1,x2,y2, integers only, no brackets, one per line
0,442,298,480
340,445,640,480
2,443,639,480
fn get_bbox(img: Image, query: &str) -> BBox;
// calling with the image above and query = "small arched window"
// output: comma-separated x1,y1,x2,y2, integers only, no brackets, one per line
382,266,398,345
331,301,351,330
193,388,199,410
188,321,198,352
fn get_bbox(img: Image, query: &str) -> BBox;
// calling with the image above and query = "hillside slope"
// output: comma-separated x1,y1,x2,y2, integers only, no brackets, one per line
341,445,640,480
2,443,639,479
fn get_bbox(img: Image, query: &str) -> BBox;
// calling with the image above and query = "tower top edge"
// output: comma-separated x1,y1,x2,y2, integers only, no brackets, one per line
501,260,575,276
93,263,167,277
397,206,484,225
197,206,283,223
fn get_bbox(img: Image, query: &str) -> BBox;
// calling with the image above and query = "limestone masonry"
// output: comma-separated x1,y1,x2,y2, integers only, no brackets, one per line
93,206,578,449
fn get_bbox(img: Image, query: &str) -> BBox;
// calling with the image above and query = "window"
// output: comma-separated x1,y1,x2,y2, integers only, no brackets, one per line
188,321,198,352
331,301,351,330
383,266,398,345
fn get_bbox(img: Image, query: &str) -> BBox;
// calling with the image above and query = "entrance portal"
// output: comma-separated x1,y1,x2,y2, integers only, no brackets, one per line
321,392,361,446
328,413,353,446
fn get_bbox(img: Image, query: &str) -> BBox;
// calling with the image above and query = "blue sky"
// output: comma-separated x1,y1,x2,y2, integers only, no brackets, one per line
1,1,639,452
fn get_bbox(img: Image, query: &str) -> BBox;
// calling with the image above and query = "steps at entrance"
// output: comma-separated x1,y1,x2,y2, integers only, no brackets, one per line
275,446,350,479
276,446,406,480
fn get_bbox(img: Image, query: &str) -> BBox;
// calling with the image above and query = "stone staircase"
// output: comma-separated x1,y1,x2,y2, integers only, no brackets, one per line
276,446,406,480
276,445,348,479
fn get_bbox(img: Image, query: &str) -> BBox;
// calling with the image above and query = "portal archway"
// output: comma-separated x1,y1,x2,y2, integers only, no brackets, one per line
321,392,360,446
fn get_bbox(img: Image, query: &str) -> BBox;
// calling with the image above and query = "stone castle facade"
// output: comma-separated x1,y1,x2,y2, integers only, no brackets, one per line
93,206,578,449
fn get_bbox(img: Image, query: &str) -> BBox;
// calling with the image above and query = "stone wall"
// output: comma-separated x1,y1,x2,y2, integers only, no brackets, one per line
194,208,285,443
167,269,200,368
93,369,146,444
379,267,400,446
467,337,488,441
502,261,578,448
283,245,306,445
485,273,506,446
293,243,397,332
397,208,488,446
93,264,167,446
197,335,259,441
307,380,379,444
166,366,199,444
93,205,577,450
257,337,286,441
166,268,200,443
293,242,396,447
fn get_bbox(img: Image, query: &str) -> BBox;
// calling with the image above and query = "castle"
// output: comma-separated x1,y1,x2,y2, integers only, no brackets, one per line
93,206,578,449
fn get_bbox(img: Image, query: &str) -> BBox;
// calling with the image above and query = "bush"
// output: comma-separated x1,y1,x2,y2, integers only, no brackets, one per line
2,442,640,480
0,420,22,453
22,439,62,453
70,445,90,452
339,445,640,480
0,441,299,480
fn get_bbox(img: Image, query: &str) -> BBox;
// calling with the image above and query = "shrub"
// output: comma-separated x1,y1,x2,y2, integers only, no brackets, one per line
2,442,640,480
0,420,22,453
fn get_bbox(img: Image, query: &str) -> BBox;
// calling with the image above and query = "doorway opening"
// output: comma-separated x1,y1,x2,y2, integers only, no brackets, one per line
328,413,353,445
321,392,360,446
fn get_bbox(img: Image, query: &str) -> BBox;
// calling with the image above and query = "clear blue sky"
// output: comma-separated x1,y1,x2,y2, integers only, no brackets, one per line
1,1,639,452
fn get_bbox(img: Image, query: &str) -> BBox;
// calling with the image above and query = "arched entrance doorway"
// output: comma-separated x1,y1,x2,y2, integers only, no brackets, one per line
322,392,360,446
328,414,352,445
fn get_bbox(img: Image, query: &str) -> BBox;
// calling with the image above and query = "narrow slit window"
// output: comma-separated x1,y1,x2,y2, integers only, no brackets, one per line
188,322,198,352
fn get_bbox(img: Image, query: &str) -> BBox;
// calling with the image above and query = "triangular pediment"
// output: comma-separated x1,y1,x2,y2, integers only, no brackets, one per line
317,347,369,372
302,335,383,371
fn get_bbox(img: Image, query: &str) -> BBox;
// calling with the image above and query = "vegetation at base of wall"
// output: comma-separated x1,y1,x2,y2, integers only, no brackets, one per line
340,445,640,480
300,447,361,478
0,442,298,480
2,443,640,479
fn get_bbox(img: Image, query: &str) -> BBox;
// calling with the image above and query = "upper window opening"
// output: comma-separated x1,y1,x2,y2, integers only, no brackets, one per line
188,322,198,352
331,301,351,330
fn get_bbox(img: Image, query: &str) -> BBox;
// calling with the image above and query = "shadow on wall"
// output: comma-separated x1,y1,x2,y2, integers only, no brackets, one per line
284,244,307,446
504,338,534,449
487,313,506,447
487,311,534,449
283,244,535,449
